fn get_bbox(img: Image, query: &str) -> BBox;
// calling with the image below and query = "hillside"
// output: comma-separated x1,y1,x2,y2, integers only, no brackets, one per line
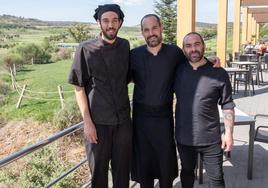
0,14,92,28
0,14,223,28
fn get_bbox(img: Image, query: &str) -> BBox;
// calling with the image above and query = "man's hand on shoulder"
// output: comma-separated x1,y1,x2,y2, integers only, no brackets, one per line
207,56,221,68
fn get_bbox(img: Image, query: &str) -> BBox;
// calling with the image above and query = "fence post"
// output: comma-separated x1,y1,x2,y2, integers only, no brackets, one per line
10,67,16,90
58,85,64,108
16,84,27,109
31,57,34,65
13,64,16,76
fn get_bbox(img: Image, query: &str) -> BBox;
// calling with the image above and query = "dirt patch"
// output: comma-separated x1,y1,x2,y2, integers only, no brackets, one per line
0,120,56,159
0,120,90,187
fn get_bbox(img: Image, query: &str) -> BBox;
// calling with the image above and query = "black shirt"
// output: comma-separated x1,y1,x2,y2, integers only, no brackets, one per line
131,44,185,107
174,61,235,146
68,37,131,125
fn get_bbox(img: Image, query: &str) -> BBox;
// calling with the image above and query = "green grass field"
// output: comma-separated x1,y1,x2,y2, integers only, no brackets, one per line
0,59,134,122
0,60,75,122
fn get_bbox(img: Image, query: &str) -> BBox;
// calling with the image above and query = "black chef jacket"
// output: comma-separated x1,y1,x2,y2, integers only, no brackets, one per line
175,61,235,146
68,37,131,125
131,44,185,107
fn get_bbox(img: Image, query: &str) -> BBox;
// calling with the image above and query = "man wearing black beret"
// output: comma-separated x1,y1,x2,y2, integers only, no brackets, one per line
68,4,132,188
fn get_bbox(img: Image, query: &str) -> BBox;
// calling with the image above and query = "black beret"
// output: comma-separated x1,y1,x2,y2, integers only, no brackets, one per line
93,4,124,21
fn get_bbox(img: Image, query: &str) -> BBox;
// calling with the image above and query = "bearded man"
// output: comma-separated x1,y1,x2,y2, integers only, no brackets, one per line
68,4,132,188
174,32,235,188
130,14,184,188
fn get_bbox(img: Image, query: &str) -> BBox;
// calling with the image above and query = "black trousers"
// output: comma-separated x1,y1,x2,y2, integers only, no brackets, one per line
85,119,132,188
177,143,225,188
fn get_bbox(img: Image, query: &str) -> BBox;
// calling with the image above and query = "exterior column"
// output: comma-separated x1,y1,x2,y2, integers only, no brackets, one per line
216,0,228,67
177,0,196,47
232,0,241,55
242,7,248,45
256,23,260,41
252,18,257,44
247,13,253,43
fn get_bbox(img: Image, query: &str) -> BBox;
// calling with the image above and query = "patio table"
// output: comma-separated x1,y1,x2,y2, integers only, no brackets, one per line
230,61,261,86
219,107,255,179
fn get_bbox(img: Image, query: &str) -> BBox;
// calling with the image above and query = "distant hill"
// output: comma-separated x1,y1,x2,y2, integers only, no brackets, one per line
0,14,94,29
0,14,236,29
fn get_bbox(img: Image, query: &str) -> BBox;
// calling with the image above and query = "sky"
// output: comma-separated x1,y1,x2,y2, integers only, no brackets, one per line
0,0,235,26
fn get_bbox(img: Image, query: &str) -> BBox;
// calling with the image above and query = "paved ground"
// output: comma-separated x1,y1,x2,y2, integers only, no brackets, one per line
130,70,268,188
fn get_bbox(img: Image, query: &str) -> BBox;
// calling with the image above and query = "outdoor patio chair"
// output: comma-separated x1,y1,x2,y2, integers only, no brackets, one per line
235,66,255,96
254,114,268,144
264,54,268,70
239,55,249,62
256,60,264,85
234,52,240,61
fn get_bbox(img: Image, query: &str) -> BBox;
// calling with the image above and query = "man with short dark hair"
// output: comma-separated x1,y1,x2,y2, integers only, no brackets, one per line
131,14,221,188
68,4,132,188
130,14,184,188
174,32,235,188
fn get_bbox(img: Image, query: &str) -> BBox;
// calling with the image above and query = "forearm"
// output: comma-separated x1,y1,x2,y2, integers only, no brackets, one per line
75,86,98,143
74,86,93,126
223,109,235,135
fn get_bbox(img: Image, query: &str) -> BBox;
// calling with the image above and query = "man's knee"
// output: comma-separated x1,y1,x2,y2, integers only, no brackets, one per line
208,173,225,188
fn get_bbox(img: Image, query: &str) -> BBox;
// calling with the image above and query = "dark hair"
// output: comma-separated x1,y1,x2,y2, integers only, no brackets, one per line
140,14,161,30
183,32,205,47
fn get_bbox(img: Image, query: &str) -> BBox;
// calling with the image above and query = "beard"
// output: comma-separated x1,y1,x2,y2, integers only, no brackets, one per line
145,35,162,47
101,27,119,41
186,48,205,63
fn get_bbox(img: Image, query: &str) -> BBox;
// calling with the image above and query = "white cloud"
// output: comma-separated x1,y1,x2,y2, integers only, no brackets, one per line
113,0,145,6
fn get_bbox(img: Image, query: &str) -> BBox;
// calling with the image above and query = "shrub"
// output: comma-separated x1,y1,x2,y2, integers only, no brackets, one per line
3,53,24,70
0,81,10,95
20,146,74,188
0,170,16,184
0,81,10,106
16,43,52,64
53,97,82,130
55,48,73,61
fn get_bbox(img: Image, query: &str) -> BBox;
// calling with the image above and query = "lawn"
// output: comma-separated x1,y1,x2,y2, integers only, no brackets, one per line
0,59,134,122
0,60,74,122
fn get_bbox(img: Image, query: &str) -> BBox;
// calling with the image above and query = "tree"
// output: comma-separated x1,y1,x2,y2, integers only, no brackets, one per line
68,24,92,43
16,43,52,64
154,0,177,44
200,27,217,40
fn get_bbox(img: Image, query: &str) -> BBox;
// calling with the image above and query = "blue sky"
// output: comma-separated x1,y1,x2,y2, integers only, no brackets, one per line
0,0,234,26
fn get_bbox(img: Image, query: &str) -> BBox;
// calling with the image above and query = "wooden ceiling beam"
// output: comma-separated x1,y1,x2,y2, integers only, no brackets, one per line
241,0,268,6
252,13,268,23
248,8,268,14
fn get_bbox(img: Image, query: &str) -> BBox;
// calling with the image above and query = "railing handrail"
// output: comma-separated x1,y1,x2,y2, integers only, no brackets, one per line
44,158,88,188
0,121,83,168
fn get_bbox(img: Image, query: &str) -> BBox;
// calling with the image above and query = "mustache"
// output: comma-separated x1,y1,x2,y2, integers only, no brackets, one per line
189,51,201,55
147,35,158,40
107,28,116,31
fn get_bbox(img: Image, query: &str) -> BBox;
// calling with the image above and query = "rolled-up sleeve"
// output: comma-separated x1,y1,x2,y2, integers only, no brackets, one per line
218,70,236,110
